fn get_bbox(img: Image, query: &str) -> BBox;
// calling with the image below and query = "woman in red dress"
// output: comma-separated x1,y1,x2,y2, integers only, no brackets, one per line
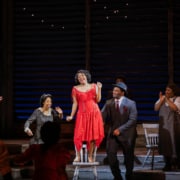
14,121,70,180
66,69,104,163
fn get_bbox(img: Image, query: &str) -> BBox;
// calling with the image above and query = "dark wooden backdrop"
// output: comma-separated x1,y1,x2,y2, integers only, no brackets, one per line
0,0,180,138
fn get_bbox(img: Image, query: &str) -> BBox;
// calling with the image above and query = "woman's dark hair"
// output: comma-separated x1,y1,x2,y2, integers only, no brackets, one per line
166,83,180,96
74,69,91,84
40,121,60,151
39,94,52,107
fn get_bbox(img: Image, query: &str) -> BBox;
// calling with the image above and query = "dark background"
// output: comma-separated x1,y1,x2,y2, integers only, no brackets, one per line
0,0,180,138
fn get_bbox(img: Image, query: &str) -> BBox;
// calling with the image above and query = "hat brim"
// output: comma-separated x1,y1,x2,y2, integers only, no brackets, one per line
112,84,126,92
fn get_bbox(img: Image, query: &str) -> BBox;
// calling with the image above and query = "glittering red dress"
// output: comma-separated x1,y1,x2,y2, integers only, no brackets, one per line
72,83,104,151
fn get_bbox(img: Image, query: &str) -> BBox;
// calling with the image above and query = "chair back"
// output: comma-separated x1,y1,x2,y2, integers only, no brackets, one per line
142,123,159,148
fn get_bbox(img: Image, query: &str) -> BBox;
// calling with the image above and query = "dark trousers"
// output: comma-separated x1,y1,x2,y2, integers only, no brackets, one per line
106,136,135,180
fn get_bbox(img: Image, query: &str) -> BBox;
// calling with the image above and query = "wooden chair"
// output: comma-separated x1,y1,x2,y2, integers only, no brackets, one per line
72,143,99,180
142,123,159,170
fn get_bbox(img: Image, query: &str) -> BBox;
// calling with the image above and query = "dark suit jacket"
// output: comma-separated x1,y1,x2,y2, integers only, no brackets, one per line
102,97,137,143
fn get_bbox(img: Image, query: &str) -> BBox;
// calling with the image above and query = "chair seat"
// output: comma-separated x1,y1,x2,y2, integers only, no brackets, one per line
72,143,99,180
73,161,100,166
146,144,158,148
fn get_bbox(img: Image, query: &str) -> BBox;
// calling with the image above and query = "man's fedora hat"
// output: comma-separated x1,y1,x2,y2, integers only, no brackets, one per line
112,82,127,92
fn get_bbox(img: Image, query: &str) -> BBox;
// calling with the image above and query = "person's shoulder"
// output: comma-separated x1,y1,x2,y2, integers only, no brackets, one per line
73,85,80,90
27,108,40,116
74,85,79,88
175,96,180,104
176,96,180,100
106,98,114,104
124,97,135,104
33,108,42,115
90,83,97,89
33,108,41,112
92,83,97,87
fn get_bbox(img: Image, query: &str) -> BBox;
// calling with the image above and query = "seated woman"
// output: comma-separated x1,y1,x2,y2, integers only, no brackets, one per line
14,121,71,180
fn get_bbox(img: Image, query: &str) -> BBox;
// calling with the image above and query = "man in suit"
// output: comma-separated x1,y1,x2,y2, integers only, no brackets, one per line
102,82,137,180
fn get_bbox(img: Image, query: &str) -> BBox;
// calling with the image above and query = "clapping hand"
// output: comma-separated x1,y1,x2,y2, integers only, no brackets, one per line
159,91,165,102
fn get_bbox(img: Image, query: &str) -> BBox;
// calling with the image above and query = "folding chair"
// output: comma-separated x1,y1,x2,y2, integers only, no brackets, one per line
72,143,99,180
142,123,159,170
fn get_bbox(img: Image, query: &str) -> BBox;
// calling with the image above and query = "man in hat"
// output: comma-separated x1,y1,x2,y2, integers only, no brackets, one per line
102,82,137,180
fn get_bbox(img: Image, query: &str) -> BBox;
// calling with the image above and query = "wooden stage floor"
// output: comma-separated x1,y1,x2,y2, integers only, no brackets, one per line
2,139,180,180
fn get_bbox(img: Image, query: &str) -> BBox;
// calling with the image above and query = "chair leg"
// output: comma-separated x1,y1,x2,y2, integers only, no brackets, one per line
73,166,79,180
151,148,155,170
142,149,151,167
93,166,98,180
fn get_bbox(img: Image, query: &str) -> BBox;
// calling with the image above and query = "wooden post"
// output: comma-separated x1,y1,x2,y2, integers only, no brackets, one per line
85,0,91,71
168,0,174,84
1,0,14,137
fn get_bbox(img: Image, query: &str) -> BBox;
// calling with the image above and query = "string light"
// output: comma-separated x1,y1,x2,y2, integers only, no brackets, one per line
20,1,129,30
113,10,119,14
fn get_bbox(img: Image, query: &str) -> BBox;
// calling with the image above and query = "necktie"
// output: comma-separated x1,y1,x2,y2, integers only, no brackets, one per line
115,100,119,111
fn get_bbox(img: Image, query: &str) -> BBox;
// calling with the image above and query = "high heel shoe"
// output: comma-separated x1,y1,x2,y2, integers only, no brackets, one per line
73,156,80,162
